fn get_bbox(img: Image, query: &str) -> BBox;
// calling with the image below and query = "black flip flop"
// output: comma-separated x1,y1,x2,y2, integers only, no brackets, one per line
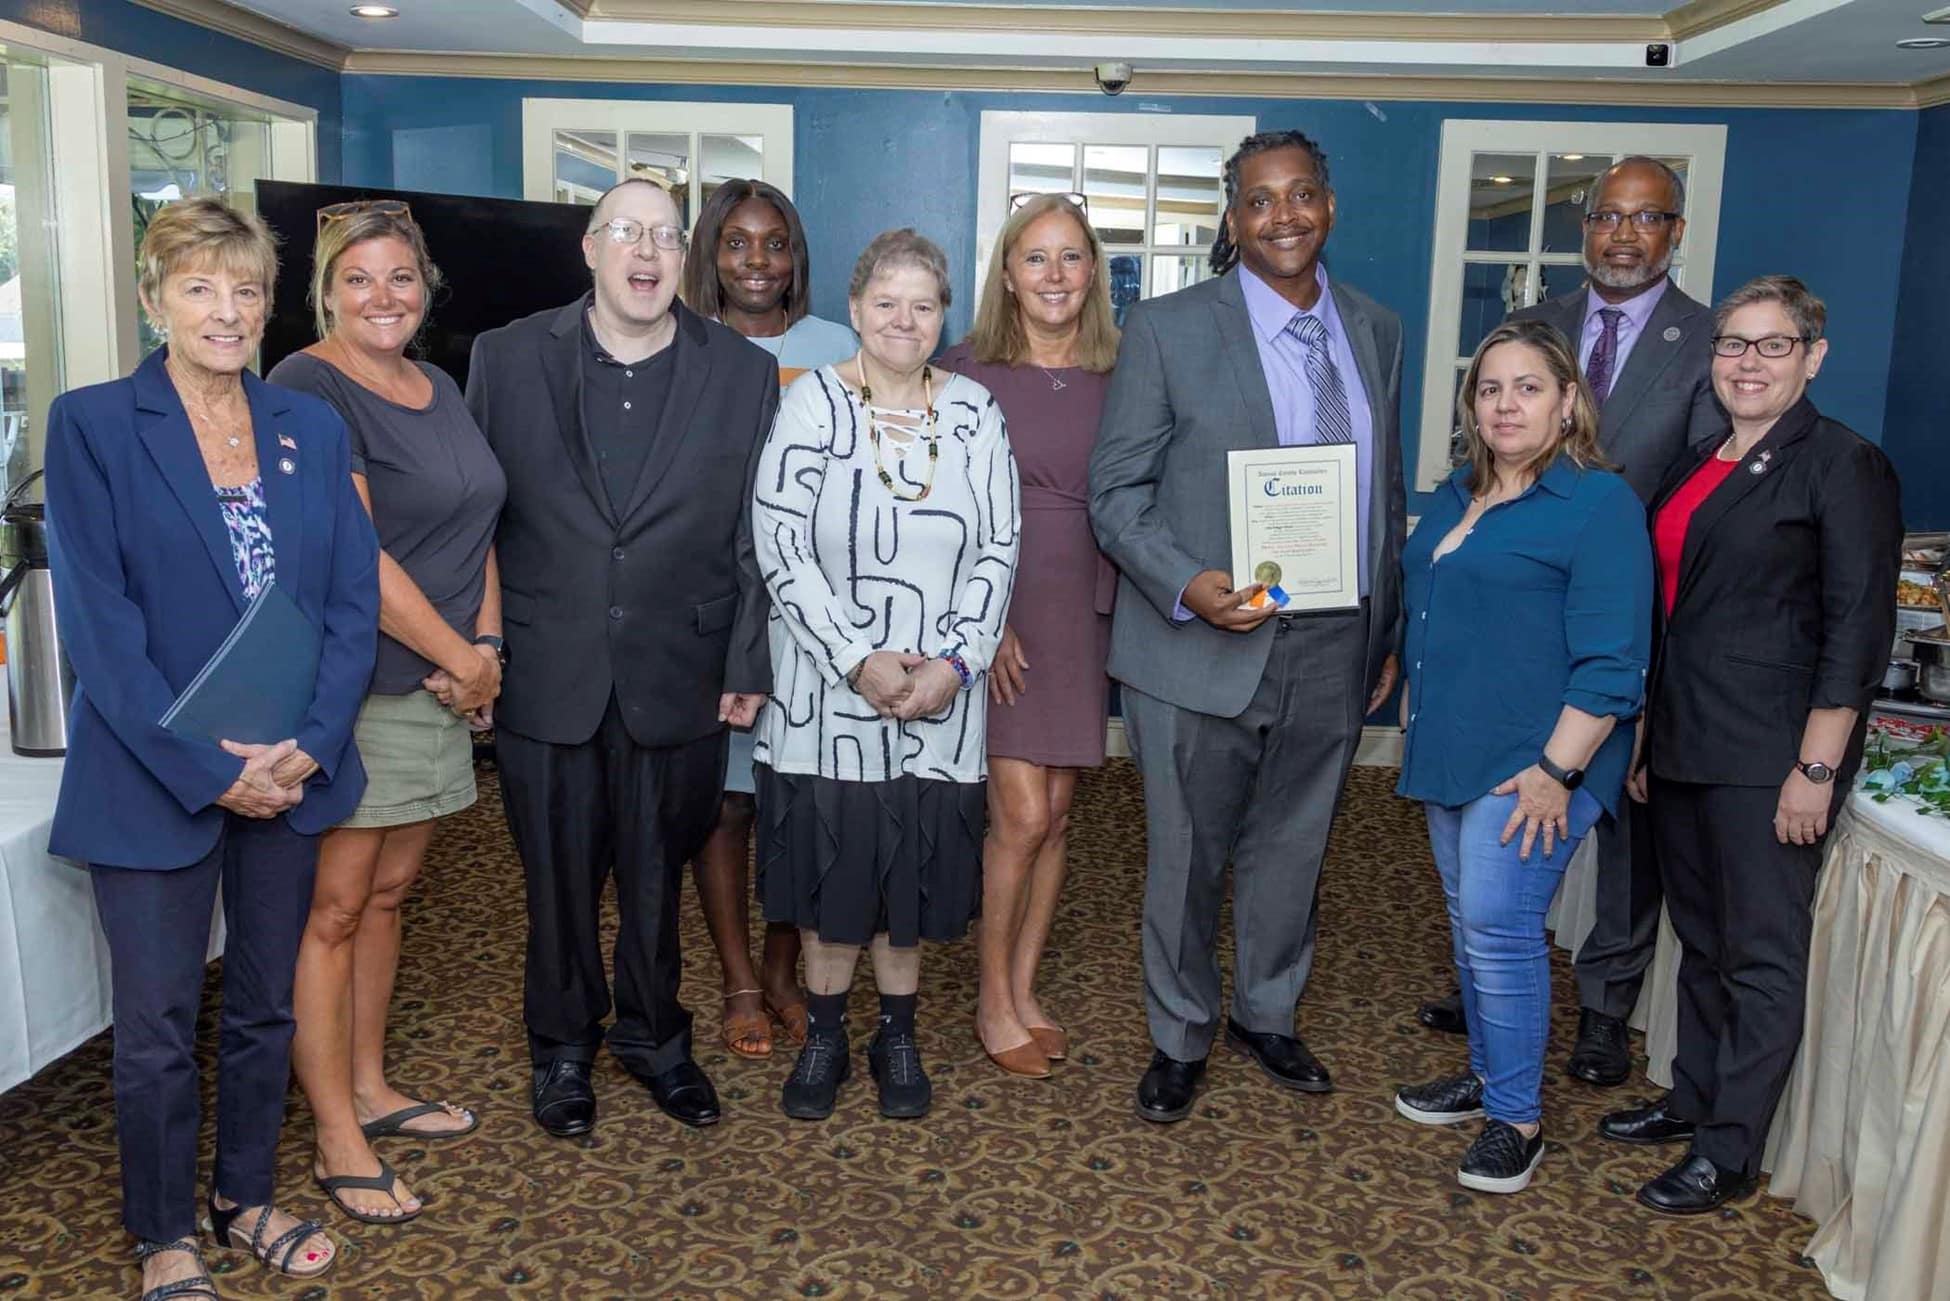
360,1100,479,1142
314,1158,423,1227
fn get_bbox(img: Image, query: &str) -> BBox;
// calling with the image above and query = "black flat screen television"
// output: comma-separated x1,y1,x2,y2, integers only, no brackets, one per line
257,180,593,391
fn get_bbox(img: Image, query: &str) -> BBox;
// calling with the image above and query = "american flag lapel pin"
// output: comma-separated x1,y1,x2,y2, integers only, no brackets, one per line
278,433,298,450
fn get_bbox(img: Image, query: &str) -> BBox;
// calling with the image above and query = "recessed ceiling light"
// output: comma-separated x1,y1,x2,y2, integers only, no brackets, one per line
1897,36,1950,48
1561,153,1585,161
350,4,398,16
1490,175,1514,184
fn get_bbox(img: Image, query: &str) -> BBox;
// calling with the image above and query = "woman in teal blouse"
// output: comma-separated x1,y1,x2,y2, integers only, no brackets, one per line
1392,318,1652,1196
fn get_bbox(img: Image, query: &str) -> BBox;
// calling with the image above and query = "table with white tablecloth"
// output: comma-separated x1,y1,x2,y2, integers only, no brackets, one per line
0,712,223,1093
1763,793,1950,1301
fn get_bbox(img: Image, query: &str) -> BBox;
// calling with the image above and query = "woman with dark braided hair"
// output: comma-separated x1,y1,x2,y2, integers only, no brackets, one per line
1088,129,1407,1125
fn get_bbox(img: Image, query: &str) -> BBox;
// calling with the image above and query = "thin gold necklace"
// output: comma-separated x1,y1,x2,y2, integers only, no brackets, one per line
857,353,939,501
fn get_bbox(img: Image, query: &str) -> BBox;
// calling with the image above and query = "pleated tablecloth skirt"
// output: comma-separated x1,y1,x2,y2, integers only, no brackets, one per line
754,764,985,946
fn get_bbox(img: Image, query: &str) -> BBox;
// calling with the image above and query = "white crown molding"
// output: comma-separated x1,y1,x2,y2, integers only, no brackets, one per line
338,50,1930,109
129,0,348,69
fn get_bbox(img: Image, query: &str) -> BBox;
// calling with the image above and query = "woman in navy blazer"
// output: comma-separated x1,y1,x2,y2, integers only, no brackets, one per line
43,198,377,1300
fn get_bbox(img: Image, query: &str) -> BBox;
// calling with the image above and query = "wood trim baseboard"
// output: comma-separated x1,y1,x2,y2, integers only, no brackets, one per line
1105,718,1402,767
338,51,1932,109
129,0,348,69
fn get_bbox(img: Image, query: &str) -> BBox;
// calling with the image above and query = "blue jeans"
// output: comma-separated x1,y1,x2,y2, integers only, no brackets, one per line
1425,788,1602,1125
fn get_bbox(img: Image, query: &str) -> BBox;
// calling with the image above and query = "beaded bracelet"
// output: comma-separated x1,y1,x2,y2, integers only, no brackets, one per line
938,650,973,690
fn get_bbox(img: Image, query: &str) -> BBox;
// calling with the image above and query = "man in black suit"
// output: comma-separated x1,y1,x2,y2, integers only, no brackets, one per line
1414,156,1722,1086
467,178,777,1136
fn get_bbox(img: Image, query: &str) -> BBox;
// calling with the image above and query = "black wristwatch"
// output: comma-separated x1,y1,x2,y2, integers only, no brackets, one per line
473,633,508,666
1796,759,1836,785
1537,753,1585,790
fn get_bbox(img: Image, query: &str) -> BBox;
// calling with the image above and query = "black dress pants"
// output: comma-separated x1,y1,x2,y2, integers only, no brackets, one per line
497,694,726,1077
1650,776,1827,1175
1573,797,1665,1019
90,814,318,1242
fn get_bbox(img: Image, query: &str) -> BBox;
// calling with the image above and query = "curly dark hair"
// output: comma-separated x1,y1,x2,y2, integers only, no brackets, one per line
1209,129,1332,276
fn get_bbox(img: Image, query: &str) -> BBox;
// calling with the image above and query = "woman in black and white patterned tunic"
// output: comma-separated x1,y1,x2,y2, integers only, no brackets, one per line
751,228,1020,1122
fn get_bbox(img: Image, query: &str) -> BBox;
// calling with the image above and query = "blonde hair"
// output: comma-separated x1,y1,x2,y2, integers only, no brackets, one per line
964,194,1119,372
1455,318,1610,493
309,205,444,342
848,228,952,307
137,196,279,328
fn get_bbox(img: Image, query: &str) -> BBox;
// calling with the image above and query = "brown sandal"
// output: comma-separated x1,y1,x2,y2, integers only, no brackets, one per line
721,989,772,1059
765,991,810,1047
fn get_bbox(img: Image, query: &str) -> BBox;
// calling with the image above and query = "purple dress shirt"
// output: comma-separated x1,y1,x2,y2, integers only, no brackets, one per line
1578,278,1667,390
1174,263,1376,620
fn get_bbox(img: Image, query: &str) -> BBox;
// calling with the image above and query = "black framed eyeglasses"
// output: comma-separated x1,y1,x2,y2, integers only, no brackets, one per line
1582,209,1681,231
316,199,411,234
1010,191,1090,216
1710,334,1810,359
592,217,687,252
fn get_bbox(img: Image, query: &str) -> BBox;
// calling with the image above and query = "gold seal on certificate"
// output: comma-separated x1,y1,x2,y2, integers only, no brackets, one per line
1226,444,1359,613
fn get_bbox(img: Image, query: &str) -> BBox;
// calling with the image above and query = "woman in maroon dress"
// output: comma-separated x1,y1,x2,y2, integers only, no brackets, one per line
939,194,1119,1078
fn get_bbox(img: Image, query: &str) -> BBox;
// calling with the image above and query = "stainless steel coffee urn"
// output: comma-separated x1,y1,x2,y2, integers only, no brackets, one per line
2,469,71,757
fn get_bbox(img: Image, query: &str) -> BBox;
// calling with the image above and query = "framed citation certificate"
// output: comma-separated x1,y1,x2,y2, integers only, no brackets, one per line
1226,444,1359,613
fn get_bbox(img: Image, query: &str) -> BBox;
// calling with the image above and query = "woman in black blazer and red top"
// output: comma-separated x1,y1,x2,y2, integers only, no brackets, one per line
1599,275,1901,1214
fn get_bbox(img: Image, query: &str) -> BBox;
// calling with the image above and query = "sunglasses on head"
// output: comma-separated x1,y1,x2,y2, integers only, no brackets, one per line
1010,191,1091,217
316,199,413,235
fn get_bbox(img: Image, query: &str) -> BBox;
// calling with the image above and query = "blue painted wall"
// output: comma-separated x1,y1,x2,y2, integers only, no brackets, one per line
1882,102,1950,530
1,0,343,180
341,75,1920,515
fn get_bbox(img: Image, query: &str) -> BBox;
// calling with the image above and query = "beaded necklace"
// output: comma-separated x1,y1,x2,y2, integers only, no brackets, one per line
857,353,940,501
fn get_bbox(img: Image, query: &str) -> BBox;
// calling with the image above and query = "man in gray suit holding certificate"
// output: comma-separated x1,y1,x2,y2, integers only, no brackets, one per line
1089,129,1406,1123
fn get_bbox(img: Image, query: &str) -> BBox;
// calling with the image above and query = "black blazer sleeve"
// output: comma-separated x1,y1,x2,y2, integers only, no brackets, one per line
724,377,779,696
1811,438,1902,710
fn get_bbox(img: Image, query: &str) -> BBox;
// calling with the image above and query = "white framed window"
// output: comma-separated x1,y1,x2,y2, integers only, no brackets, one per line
1415,119,1726,492
520,98,793,224
0,20,315,491
976,111,1254,323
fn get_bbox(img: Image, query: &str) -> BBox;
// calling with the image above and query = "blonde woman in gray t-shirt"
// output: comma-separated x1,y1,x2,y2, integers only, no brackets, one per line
267,201,503,1228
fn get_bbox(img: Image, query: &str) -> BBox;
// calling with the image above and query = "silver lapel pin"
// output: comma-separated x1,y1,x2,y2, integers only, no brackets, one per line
1749,450,1772,476
1662,326,1681,342
278,456,297,476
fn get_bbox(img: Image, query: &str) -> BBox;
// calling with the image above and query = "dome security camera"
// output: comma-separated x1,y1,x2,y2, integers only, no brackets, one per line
1094,62,1133,95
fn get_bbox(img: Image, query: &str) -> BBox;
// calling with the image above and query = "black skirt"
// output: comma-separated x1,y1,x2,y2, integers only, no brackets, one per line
754,764,985,946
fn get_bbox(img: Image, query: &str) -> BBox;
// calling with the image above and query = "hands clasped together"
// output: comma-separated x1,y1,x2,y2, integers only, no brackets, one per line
215,737,317,818
423,641,503,731
850,651,965,721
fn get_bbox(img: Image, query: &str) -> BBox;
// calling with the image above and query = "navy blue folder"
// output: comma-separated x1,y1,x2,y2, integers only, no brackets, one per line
160,581,322,745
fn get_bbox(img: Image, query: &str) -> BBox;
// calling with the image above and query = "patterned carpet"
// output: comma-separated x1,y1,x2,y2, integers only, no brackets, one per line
0,761,1831,1299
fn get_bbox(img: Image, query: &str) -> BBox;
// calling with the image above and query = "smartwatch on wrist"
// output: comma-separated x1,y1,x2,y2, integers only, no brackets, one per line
1537,753,1585,790
472,633,508,666
1796,759,1836,785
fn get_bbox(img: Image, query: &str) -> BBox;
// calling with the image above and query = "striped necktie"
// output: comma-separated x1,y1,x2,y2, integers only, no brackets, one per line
1289,313,1354,445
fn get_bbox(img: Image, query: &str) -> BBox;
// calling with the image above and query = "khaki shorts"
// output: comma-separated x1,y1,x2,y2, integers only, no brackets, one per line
340,689,478,830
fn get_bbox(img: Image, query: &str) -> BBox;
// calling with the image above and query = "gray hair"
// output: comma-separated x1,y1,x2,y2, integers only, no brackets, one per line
1585,155,1687,216
1715,275,1827,342
848,227,952,307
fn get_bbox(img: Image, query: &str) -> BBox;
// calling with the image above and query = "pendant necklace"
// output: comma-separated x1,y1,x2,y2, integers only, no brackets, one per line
1041,366,1068,392
858,354,940,501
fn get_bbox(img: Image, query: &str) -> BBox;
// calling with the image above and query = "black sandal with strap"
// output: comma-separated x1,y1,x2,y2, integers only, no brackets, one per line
134,1237,217,1301
314,1157,424,1226
206,1195,335,1280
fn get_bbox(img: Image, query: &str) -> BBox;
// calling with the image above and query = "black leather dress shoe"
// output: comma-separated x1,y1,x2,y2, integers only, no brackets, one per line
1598,1095,1696,1146
1566,1008,1631,1086
1637,1152,1757,1215
1416,990,1469,1036
1134,1050,1207,1123
640,1059,722,1128
1224,1019,1332,1093
531,1059,595,1137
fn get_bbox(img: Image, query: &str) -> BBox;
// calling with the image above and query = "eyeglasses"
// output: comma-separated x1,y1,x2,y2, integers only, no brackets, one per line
1010,191,1091,216
1582,209,1680,231
316,199,412,234
592,217,687,252
1710,334,1810,359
